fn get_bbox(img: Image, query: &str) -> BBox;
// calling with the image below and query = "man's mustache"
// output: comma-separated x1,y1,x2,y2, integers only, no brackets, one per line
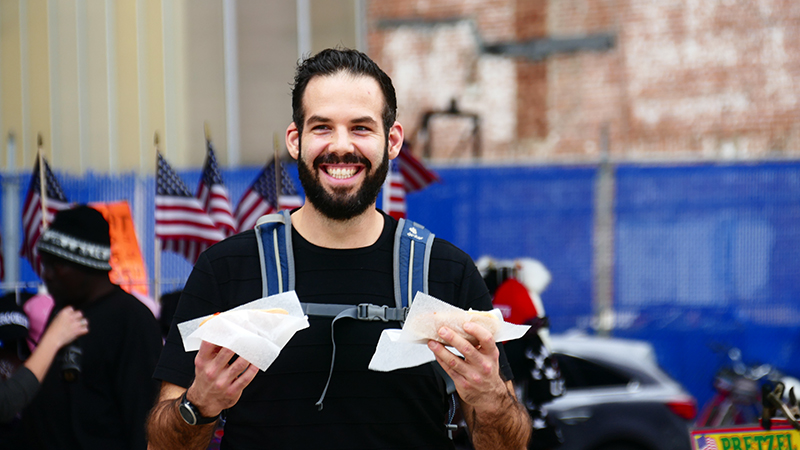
312,152,372,170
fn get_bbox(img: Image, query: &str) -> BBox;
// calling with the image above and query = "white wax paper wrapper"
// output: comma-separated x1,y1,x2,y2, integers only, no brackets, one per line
369,293,530,372
178,291,309,371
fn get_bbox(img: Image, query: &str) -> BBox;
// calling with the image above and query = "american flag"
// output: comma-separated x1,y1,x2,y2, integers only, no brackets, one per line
20,157,71,276
234,161,303,232
382,159,406,219
196,140,236,237
697,436,718,450
155,152,226,263
396,142,439,192
382,143,439,219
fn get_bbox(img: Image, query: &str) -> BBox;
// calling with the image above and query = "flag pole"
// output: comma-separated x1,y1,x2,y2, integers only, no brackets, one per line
381,161,390,213
37,134,48,230
153,132,162,307
273,132,281,210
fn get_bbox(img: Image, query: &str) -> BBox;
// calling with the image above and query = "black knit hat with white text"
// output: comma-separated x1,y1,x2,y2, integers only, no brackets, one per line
37,205,112,271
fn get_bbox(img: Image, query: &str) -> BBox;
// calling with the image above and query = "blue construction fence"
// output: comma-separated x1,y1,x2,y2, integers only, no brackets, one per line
2,160,799,410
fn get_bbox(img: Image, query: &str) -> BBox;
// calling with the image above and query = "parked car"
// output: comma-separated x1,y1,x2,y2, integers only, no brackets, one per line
546,332,697,450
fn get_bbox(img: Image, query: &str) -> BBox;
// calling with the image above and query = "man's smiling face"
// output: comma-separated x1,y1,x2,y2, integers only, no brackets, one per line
291,72,398,221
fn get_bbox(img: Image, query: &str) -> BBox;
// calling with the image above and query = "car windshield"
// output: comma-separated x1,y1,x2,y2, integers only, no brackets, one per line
556,354,632,389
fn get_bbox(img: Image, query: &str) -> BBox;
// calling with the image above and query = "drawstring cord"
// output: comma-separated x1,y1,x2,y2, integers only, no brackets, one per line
315,312,349,410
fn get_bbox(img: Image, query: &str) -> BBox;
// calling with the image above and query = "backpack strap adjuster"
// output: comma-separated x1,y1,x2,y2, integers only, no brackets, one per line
358,304,388,321
357,304,408,322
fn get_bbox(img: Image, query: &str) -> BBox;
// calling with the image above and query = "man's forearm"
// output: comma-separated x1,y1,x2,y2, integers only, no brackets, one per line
468,387,532,450
146,396,217,450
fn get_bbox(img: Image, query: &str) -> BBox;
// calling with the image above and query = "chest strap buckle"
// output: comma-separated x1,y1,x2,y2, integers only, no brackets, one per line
357,304,389,321
356,303,408,322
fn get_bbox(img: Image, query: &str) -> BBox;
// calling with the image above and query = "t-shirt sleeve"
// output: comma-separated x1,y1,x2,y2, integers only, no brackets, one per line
0,366,40,423
153,251,225,388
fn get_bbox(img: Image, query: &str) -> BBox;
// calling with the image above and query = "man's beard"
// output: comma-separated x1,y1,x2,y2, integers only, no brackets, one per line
296,142,389,221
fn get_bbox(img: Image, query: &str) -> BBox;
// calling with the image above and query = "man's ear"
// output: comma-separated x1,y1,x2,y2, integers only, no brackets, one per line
387,121,404,160
286,123,300,160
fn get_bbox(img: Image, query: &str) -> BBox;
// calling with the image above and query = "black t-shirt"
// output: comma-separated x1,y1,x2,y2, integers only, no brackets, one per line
155,212,511,450
23,287,163,450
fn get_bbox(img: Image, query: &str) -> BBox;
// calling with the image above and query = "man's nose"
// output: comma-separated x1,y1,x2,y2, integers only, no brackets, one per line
328,127,354,154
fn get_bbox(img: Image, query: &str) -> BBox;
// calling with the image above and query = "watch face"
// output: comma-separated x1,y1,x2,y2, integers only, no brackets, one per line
179,400,198,425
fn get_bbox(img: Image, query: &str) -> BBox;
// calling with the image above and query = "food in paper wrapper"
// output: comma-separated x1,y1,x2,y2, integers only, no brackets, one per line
178,292,308,371
409,309,503,345
199,308,289,327
398,293,508,345
199,312,221,327
369,293,530,372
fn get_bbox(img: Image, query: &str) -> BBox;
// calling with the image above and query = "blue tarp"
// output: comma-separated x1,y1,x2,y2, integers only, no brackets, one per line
613,163,800,407
3,161,799,410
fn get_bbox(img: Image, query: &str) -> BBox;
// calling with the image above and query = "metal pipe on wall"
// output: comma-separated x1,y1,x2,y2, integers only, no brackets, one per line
592,124,616,336
296,0,311,60
3,134,20,285
223,0,240,167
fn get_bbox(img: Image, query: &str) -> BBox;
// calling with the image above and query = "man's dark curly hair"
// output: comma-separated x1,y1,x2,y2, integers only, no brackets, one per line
291,48,397,136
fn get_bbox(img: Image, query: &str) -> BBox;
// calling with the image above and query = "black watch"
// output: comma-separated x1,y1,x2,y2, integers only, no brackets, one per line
178,392,219,426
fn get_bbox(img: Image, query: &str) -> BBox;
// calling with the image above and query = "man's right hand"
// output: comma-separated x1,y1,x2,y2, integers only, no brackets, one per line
187,340,260,418
146,342,259,450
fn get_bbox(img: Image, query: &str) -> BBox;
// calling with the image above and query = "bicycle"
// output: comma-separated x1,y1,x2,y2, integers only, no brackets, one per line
695,346,782,427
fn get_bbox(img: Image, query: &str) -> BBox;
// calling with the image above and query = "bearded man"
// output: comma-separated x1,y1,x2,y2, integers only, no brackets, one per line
146,48,532,450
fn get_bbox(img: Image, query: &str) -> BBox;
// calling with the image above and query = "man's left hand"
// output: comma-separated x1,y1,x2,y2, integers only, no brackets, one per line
428,321,532,450
427,321,508,413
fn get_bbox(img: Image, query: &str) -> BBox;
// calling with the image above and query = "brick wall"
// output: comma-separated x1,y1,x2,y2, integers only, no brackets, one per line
367,0,800,162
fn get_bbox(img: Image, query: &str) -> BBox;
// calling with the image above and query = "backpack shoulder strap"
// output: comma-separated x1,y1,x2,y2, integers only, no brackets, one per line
393,219,456,398
254,210,295,297
393,218,435,309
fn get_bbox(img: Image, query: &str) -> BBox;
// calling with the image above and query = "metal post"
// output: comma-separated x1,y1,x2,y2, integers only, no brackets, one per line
152,133,161,306
296,0,311,59
354,0,367,52
593,124,615,336
223,0,240,166
273,133,281,208
3,134,21,285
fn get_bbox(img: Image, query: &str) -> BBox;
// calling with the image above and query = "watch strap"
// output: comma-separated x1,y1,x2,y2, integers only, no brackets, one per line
179,391,219,426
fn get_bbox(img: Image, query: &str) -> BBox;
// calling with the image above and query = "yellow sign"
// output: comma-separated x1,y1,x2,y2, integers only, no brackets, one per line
90,201,149,297
691,423,799,450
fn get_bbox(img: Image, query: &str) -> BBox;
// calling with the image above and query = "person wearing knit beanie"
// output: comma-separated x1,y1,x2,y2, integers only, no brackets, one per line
36,205,113,308
37,205,112,270
22,205,162,450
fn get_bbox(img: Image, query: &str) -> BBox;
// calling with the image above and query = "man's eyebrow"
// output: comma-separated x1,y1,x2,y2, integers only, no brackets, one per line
306,115,379,126
306,115,330,125
351,116,378,126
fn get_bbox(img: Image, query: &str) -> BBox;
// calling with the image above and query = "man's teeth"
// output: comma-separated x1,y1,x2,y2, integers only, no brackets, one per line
326,167,357,179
